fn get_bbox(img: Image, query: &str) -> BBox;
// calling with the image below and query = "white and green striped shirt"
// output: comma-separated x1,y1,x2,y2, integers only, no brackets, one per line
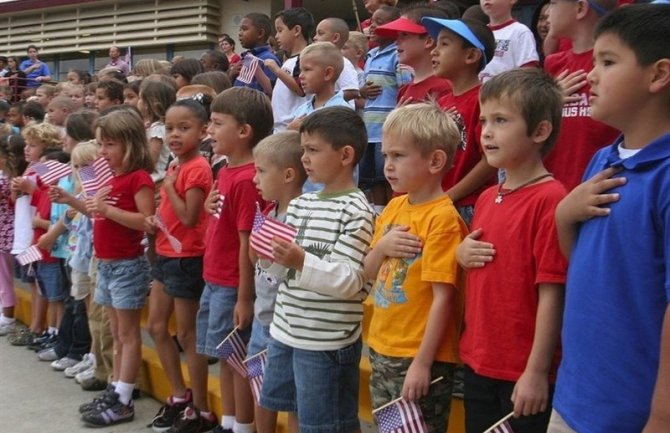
269,189,375,351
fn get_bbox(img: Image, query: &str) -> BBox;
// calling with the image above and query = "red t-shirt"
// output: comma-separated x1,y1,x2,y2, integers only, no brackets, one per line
397,75,452,105
31,184,57,263
438,85,494,206
544,49,620,190
202,163,262,287
156,156,213,257
460,179,567,382
93,170,154,260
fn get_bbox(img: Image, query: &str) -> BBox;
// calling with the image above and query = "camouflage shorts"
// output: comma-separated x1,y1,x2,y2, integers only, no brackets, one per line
369,349,456,433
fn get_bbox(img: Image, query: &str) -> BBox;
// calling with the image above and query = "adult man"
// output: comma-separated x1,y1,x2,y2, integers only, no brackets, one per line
19,45,51,88
105,45,130,76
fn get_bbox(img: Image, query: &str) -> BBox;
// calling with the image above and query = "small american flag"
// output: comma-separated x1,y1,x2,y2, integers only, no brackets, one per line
30,160,72,185
374,399,428,433
484,413,515,433
244,350,267,406
238,54,260,84
16,245,43,266
154,214,183,253
215,327,248,377
250,204,296,260
78,157,113,197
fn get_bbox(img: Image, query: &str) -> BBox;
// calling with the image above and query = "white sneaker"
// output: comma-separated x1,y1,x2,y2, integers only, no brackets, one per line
75,365,95,384
51,357,80,371
64,353,96,378
0,320,16,336
37,347,59,362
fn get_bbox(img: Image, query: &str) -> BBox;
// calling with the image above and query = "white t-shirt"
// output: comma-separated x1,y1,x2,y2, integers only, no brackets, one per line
272,56,309,132
336,58,360,109
11,175,37,254
479,20,539,83
148,121,169,182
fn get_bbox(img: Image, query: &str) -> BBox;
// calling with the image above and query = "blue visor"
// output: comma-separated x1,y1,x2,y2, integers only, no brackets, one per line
421,18,488,69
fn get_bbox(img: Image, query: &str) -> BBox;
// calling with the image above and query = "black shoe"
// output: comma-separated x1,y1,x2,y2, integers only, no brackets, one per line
148,390,192,432
80,376,109,391
133,388,141,400
81,391,135,427
27,332,55,351
166,405,218,433
79,384,114,414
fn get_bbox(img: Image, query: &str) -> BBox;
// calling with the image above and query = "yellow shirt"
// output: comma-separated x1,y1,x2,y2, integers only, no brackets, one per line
367,194,466,363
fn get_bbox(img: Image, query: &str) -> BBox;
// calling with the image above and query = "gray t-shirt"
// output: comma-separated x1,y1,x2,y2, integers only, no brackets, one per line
253,206,286,326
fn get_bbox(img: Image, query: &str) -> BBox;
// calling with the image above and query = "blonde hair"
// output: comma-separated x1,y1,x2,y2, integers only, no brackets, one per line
133,59,168,77
300,42,344,81
71,139,99,167
177,85,217,101
383,102,460,168
253,131,307,182
21,122,63,150
37,84,56,97
95,109,154,174
48,95,76,111
345,31,368,58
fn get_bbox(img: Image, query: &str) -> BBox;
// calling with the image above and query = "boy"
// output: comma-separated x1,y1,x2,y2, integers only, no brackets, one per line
46,96,76,131
312,17,363,107
95,80,123,112
543,0,619,191
360,5,412,210
374,5,452,105
551,6,670,433
422,17,497,224
201,87,273,433
249,131,307,433
364,103,466,433
341,31,368,112
34,84,55,108
233,13,281,95
456,69,567,433
260,107,375,433
478,0,539,82
264,7,314,132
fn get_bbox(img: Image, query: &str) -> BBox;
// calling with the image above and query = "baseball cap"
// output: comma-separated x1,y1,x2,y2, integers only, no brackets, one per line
374,17,428,40
421,17,493,70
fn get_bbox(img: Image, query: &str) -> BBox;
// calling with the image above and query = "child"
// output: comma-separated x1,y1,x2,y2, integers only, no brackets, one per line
95,79,123,112
478,0,539,82
46,95,76,132
364,103,466,433
249,130,306,433
171,58,204,90
542,0,619,191
85,82,98,109
260,107,375,433
265,7,314,131
62,82,85,111
200,87,273,433
422,17,497,224
374,5,453,104
341,31,368,113
145,99,216,432
361,0,400,48
200,50,230,74
360,5,412,210
551,6,670,433
123,80,141,108
79,109,155,427
233,13,281,95
35,84,55,108
456,69,567,433
138,80,176,183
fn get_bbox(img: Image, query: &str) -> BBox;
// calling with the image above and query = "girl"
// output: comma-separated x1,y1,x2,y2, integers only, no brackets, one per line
63,110,98,154
170,58,203,90
146,99,216,432
5,56,26,103
123,80,141,108
138,80,176,183
80,109,154,427
0,134,27,336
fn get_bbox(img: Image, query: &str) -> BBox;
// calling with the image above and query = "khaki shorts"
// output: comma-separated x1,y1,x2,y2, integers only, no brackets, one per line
70,269,92,301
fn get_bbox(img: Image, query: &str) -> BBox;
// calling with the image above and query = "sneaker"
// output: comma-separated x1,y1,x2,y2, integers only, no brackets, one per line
51,356,80,371
211,426,233,433
8,328,35,346
65,353,95,378
79,384,114,414
37,347,59,362
166,405,218,433
80,376,108,391
74,366,95,384
148,389,192,432
28,332,57,351
81,391,134,427
0,320,16,336
452,366,465,399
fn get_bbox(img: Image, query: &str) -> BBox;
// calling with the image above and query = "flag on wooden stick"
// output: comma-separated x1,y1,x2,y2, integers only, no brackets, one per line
215,327,248,377
244,350,268,406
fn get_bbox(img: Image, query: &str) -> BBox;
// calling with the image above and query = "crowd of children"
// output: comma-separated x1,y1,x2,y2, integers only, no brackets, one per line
0,1,669,433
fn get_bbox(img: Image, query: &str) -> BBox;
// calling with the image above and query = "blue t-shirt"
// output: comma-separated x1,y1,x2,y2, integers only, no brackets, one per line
19,59,50,88
49,175,75,259
554,133,670,433
233,45,280,92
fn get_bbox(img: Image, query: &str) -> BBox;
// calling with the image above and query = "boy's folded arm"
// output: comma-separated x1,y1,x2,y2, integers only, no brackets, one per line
644,304,670,433
298,252,367,299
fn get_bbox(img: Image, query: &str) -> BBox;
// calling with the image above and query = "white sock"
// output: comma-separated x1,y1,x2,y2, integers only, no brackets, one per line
221,415,235,429
233,421,255,433
0,315,15,325
48,326,58,335
115,381,135,405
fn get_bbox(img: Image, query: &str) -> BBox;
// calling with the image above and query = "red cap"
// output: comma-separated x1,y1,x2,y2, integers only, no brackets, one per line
374,17,428,40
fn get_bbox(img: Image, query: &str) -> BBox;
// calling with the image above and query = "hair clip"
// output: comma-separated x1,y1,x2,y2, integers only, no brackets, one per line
191,93,205,104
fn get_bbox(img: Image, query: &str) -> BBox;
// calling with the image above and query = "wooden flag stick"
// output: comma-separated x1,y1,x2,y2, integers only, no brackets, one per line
243,348,269,364
352,0,362,32
371,376,444,414
482,412,514,433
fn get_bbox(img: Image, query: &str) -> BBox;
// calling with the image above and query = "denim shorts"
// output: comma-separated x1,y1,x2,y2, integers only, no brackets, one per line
36,260,69,302
359,142,385,186
260,338,362,433
94,256,151,309
15,261,36,283
151,254,205,300
196,282,251,358
247,317,271,357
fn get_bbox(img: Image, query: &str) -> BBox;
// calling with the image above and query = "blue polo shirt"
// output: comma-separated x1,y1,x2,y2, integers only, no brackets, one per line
554,132,670,433
19,59,50,88
233,45,280,92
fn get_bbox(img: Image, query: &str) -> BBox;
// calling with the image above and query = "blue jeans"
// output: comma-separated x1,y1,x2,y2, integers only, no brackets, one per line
54,296,91,360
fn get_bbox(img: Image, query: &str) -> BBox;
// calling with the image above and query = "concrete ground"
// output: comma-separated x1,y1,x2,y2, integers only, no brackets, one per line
0,335,161,433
